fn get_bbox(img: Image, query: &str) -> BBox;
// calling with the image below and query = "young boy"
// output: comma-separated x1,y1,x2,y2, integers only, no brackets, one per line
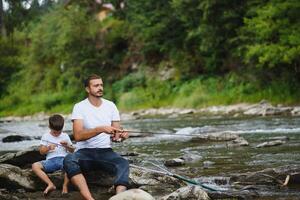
32,114,75,196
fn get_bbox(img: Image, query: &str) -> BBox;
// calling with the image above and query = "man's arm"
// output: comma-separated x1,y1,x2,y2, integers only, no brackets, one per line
73,119,122,141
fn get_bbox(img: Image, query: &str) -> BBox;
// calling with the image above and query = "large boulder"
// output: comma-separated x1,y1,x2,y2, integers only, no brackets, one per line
0,146,45,168
0,164,36,190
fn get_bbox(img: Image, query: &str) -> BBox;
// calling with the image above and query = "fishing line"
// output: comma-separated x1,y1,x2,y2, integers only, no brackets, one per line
130,162,219,192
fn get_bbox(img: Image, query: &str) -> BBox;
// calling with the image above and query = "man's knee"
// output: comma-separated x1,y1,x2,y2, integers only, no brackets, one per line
63,153,81,179
117,157,129,169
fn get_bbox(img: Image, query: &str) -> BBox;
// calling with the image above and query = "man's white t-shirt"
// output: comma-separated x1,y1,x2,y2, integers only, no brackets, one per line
40,132,72,160
71,98,120,150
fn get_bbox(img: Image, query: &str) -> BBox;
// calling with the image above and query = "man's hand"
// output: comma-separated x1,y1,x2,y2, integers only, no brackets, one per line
101,126,122,135
119,130,129,139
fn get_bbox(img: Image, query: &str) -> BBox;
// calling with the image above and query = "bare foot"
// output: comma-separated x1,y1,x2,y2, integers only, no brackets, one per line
62,186,68,195
43,184,56,196
115,185,126,194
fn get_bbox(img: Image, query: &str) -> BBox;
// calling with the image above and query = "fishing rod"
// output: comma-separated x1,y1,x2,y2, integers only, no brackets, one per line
41,139,64,147
130,163,218,192
124,130,205,137
41,140,74,148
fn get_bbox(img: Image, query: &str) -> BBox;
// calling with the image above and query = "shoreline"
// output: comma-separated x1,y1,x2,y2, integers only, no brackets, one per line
1,101,300,123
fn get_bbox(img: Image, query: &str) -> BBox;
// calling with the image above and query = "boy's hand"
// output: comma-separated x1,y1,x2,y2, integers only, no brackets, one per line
60,140,69,147
48,144,56,151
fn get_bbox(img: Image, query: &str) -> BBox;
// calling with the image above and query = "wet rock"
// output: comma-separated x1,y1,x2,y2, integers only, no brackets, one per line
191,132,239,142
228,137,249,147
207,190,258,200
230,164,300,186
164,158,185,167
269,136,289,141
2,135,31,143
175,127,240,142
180,154,202,163
0,146,45,168
160,185,210,200
129,166,185,191
291,107,300,116
0,164,36,190
109,189,155,200
256,140,285,148
282,173,300,186
203,161,215,169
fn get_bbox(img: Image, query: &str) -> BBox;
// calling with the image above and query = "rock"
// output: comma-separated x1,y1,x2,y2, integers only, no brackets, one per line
0,164,36,190
203,161,215,169
269,136,289,141
164,158,185,167
129,166,185,188
282,173,300,186
230,164,300,186
109,189,155,200
2,135,31,143
256,140,285,148
160,185,210,200
191,132,239,142
207,190,258,200
0,146,45,168
180,154,202,163
228,137,249,147
291,107,300,116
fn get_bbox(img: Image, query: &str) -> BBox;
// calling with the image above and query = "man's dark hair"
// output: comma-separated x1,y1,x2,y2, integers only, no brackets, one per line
49,114,64,131
84,74,102,87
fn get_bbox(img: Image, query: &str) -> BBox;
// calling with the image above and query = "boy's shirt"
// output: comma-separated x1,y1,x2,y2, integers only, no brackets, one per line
40,132,72,160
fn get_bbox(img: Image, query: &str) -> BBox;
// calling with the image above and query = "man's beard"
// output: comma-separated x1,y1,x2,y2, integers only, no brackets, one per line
91,91,103,98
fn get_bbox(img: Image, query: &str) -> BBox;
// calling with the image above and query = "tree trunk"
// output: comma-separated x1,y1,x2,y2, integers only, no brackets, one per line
0,0,6,37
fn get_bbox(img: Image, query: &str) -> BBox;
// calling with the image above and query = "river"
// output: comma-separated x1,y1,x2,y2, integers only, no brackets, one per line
1,115,300,199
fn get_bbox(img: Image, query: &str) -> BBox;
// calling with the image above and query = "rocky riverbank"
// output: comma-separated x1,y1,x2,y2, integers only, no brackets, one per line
1,101,300,123
0,145,299,200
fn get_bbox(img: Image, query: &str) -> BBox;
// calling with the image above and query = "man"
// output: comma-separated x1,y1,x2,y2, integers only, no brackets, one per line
64,74,129,200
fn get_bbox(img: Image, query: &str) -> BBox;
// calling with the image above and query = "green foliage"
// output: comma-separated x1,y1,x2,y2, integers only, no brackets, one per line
241,0,300,70
0,37,21,96
1,0,300,116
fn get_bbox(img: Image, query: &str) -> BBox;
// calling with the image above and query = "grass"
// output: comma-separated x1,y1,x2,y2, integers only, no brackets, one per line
1,73,300,117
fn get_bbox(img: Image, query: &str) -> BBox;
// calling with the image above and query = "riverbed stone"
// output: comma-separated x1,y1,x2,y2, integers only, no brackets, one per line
164,158,185,167
230,164,300,186
109,189,155,200
2,135,32,143
255,140,285,148
160,185,210,200
228,137,249,147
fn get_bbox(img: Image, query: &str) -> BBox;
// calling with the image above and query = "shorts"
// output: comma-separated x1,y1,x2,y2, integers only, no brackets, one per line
41,157,65,173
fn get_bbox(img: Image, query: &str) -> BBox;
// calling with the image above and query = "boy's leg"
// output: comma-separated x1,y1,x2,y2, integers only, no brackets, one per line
62,173,69,194
32,162,56,195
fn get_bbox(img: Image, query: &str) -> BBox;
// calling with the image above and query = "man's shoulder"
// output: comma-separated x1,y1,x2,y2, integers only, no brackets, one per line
74,98,88,108
102,98,116,106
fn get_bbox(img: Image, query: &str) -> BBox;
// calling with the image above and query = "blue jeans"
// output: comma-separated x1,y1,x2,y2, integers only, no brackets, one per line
63,148,129,187
41,157,65,173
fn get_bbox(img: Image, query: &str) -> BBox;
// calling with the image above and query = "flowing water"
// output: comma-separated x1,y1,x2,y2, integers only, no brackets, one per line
1,115,300,199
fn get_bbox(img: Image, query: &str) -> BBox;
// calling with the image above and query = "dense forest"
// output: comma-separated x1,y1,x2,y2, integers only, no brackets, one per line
0,0,299,116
